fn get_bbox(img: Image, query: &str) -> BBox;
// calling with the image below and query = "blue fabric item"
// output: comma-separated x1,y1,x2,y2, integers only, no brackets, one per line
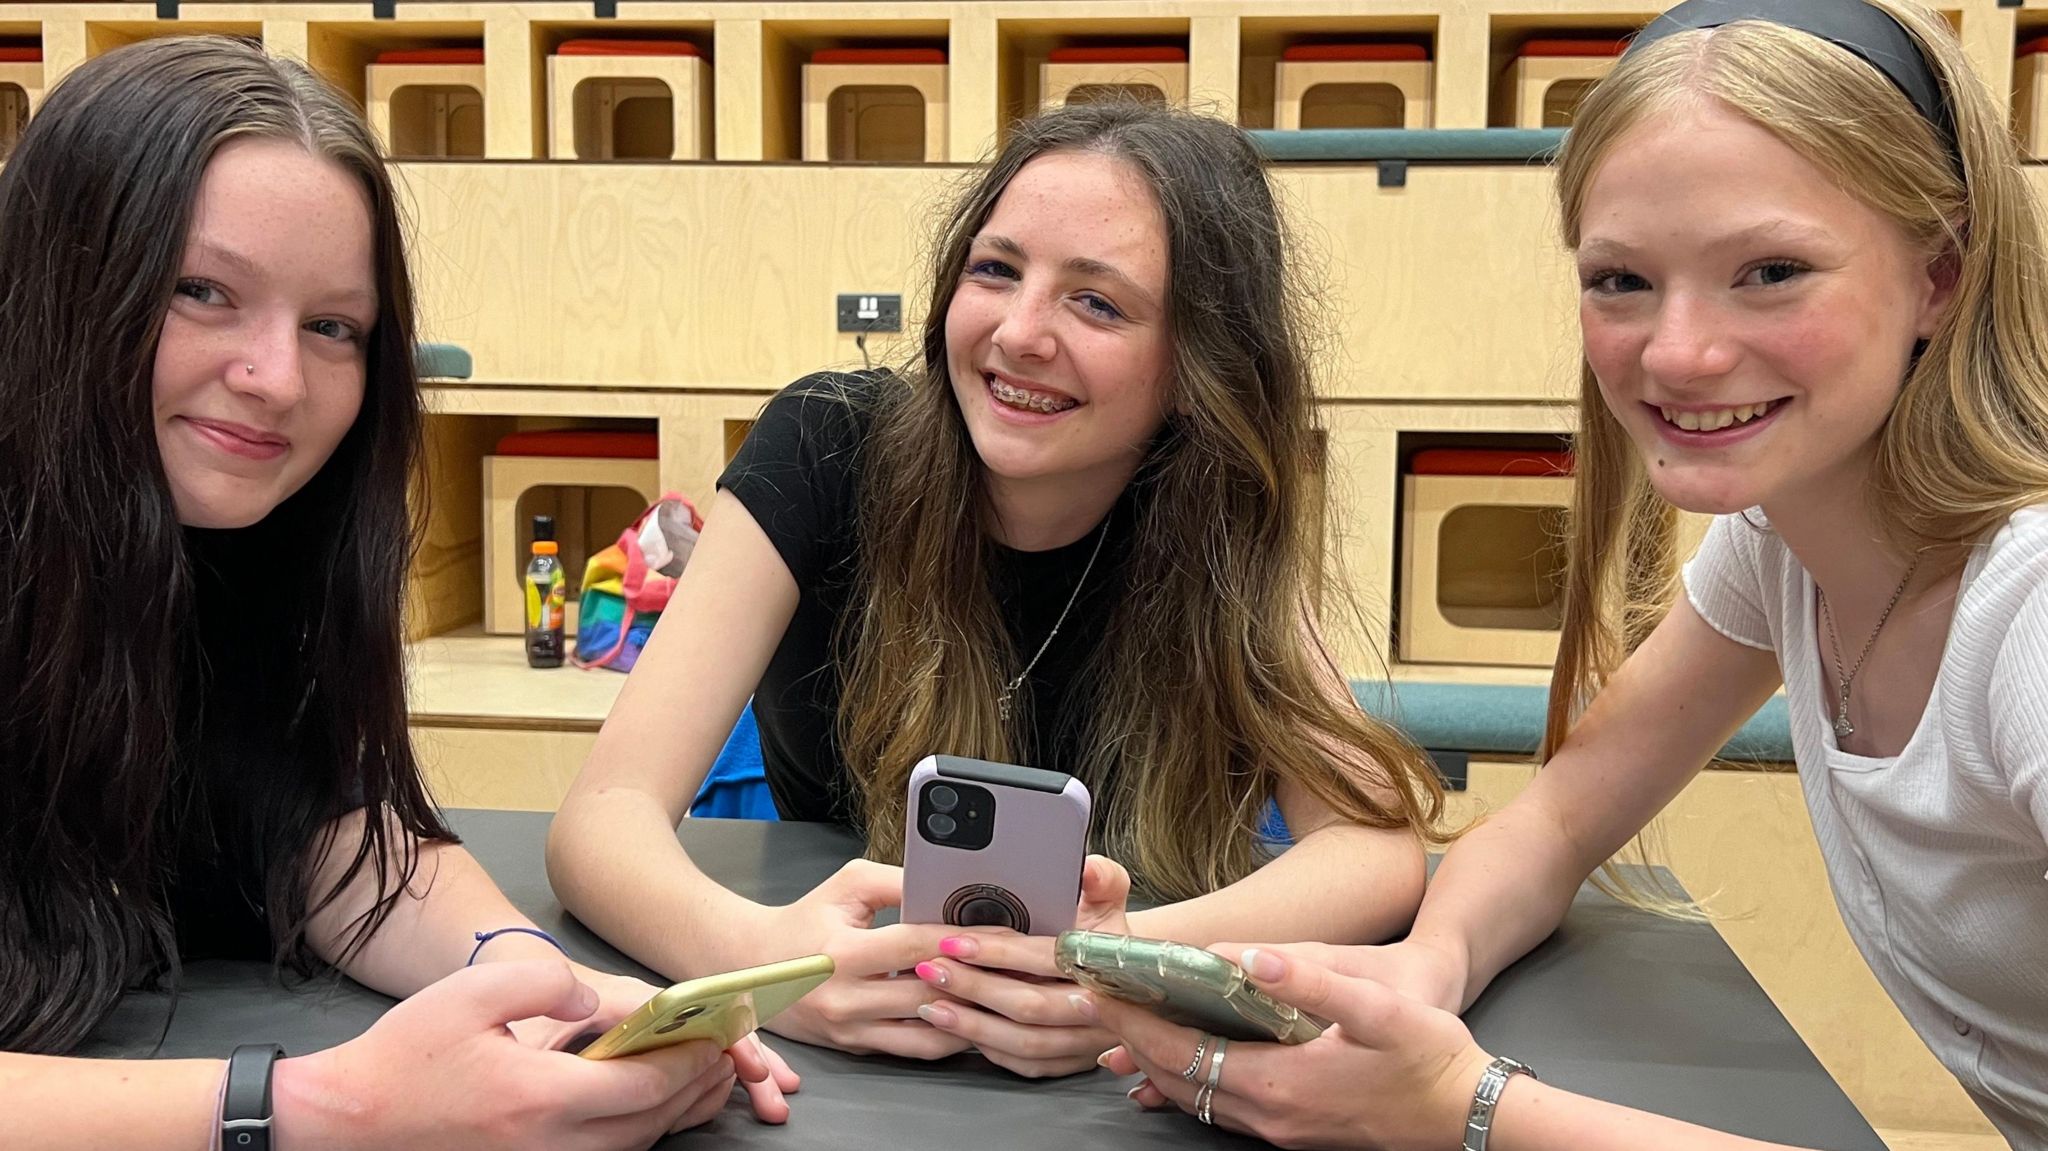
686,706,1301,848
1257,798,1291,848
690,703,779,820
1349,681,1796,762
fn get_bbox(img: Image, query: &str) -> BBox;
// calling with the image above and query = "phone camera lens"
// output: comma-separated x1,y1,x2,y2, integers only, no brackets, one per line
926,812,958,839
929,785,959,813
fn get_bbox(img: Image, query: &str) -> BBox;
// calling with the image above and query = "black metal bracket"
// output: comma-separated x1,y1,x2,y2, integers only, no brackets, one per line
595,0,618,17
1377,159,1409,188
156,0,179,19
373,0,397,19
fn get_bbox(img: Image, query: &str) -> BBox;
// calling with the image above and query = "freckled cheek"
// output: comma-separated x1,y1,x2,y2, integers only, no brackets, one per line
1744,313,1863,400
1577,312,1644,395
944,291,1000,366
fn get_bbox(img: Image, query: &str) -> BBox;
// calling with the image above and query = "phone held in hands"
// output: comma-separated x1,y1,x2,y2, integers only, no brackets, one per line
900,755,1091,936
1054,930,1324,1045
576,954,835,1059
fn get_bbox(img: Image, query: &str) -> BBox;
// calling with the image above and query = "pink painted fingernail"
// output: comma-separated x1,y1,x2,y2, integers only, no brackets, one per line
1068,992,1099,1021
914,961,948,987
916,1002,956,1028
939,936,977,959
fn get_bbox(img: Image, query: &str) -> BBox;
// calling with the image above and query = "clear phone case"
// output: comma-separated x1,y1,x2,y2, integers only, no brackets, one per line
1055,930,1324,1045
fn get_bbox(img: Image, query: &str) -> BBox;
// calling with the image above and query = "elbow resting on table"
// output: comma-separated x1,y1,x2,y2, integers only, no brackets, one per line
1354,826,1430,943
542,790,603,922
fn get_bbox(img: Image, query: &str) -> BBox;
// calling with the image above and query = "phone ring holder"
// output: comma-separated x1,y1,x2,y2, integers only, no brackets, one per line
943,884,1031,933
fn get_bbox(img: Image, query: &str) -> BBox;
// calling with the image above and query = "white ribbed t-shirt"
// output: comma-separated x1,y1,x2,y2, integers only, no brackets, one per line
1683,508,2048,1148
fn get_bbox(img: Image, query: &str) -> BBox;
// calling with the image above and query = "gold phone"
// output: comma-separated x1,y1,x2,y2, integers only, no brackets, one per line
1055,930,1324,1045
576,954,835,1060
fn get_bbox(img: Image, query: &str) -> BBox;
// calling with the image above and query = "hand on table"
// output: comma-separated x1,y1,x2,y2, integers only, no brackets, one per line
274,960,741,1151
750,858,972,1061
509,968,802,1124
1205,937,1473,1015
910,855,1131,1078
1085,946,1494,1151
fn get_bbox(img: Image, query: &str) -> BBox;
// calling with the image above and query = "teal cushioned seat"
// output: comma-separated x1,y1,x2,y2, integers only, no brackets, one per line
1350,680,1794,763
1249,127,1568,163
415,342,474,380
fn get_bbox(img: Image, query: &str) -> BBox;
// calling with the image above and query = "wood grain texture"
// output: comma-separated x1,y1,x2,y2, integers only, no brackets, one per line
394,162,1582,400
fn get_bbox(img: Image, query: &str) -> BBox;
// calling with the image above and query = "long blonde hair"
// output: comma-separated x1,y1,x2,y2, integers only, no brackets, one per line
1546,1,2048,870
836,102,1447,901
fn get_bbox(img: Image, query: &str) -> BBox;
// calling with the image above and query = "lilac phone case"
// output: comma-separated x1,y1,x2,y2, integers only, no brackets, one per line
900,755,1092,937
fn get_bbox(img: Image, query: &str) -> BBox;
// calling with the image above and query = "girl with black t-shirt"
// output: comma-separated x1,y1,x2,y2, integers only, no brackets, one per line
0,38,793,1148
550,102,1450,1078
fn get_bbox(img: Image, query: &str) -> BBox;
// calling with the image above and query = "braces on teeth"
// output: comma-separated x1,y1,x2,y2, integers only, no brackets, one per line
990,377,1075,414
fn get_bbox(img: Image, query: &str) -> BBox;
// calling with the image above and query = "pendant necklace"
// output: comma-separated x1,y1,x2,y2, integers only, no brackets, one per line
1816,555,1920,740
997,514,1110,725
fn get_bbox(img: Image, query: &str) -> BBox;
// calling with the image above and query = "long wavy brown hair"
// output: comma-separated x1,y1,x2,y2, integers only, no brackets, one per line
1544,2,2048,895
835,102,1446,902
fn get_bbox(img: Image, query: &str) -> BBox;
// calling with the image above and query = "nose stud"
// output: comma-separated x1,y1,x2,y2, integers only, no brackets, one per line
245,364,256,375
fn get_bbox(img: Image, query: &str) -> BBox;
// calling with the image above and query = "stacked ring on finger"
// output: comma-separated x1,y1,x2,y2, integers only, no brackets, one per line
1181,1034,1212,1083
1194,1035,1229,1125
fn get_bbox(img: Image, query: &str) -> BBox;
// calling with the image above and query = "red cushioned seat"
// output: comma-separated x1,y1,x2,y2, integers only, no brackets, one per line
1047,46,1188,64
493,431,658,460
1516,39,1629,59
810,48,946,65
2021,36,2048,58
1281,44,1429,63
0,46,43,63
374,48,485,65
557,39,700,58
1410,449,1574,477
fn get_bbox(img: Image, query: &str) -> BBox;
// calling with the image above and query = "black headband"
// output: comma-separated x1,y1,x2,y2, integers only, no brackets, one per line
1626,0,1956,149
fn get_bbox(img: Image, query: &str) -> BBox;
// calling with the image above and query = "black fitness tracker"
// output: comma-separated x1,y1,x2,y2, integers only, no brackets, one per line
220,1043,285,1151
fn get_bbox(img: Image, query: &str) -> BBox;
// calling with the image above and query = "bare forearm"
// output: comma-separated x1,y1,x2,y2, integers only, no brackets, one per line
1130,825,1425,947
306,810,570,996
1407,794,1592,1010
1493,1078,1815,1151
0,1054,224,1150
546,786,771,977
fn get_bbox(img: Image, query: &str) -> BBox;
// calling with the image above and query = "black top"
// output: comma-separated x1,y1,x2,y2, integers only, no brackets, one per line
718,372,1137,826
166,526,361,965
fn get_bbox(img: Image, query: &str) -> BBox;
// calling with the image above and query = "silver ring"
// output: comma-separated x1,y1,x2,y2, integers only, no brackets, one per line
1205,1035,1230,1090
1181,1034,1211,1083
1195,1082,1217,1125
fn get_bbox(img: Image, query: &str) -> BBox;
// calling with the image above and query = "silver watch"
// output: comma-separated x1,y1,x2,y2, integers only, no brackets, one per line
1462,1056,1536,1151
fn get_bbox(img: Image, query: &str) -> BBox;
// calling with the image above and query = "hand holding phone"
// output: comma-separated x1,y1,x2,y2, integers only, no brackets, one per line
577,955,834,1060
1055,930,1324,1045
901,755,1091,936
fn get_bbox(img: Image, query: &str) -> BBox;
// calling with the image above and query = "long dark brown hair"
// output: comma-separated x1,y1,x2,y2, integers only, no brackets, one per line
838,102,1447,901
0,36,452,1053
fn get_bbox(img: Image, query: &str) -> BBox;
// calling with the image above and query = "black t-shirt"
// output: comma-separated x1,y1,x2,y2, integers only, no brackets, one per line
167,526,358,964
718,372,1138,826
166,713,287,962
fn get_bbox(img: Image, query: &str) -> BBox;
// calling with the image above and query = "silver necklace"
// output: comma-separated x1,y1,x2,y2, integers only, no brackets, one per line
1816,554,1921,740
997,515,1110,725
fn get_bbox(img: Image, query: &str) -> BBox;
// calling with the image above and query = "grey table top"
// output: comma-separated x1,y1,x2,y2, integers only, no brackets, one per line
82,811,1885,1150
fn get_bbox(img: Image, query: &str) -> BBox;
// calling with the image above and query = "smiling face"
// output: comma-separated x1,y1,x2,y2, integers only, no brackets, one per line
152,136,378,529
944,149,1174,515
1574,97,1954,516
